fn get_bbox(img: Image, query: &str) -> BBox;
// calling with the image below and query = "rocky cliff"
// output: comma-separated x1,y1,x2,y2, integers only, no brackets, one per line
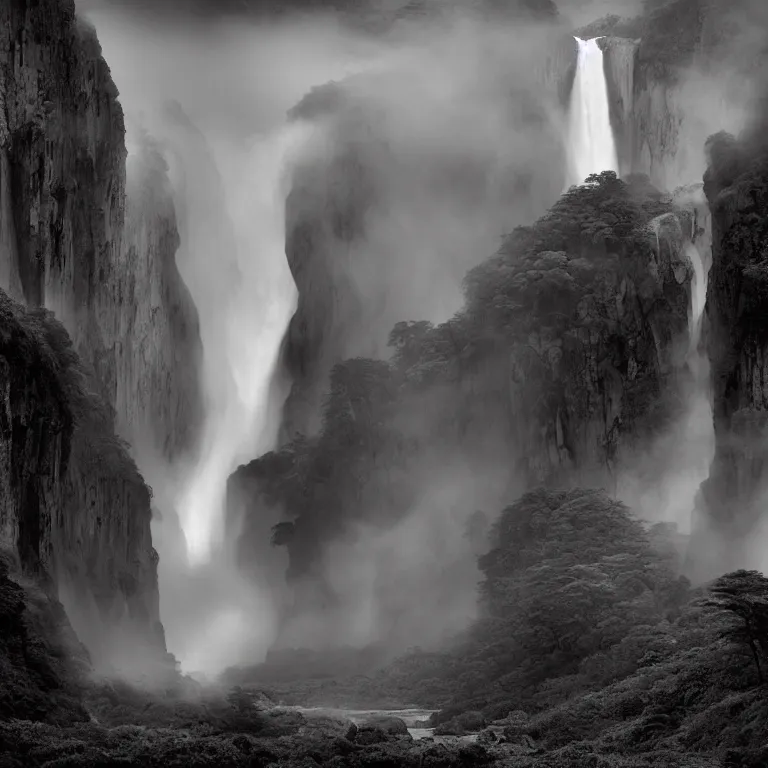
692,128,768,576
596,0,761,192
113,132,202,461
0,0,202,462
0,0,203,669
0,289,167,672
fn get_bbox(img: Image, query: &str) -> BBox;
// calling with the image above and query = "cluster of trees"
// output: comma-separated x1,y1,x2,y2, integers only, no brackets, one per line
370,489,692,717
240,486,768,763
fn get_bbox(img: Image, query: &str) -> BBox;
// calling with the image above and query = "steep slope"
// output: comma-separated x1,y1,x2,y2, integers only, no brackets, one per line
0,0,202,462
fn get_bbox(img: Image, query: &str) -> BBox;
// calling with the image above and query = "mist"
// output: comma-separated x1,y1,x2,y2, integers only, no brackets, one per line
77,0,577,676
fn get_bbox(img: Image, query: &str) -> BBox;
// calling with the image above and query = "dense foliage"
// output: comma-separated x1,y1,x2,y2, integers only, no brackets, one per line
371,489,692,718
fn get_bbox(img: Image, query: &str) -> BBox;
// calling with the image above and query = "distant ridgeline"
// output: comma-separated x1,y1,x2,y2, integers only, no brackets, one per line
230,171,700,636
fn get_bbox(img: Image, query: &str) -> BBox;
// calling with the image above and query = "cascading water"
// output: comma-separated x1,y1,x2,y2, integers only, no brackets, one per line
685,241,707,353
565,37,619,188
177,124,308,566
143,120,312,673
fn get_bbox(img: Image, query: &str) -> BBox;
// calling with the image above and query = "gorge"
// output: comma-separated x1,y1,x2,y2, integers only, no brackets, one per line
2,0,768,766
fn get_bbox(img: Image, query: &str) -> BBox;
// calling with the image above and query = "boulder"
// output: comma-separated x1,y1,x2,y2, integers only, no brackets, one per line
356,716,412,745
434,710,486,736
300,715,358,741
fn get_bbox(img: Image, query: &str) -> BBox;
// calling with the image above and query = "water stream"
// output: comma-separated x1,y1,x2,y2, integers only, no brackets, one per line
565,36,619,187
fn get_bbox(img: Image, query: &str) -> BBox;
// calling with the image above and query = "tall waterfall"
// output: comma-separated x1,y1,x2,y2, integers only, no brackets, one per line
565,37,619,188
176,124,308,566
685,241,707,353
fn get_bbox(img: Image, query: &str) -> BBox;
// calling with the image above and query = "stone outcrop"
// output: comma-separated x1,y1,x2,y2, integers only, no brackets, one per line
0,289,166,670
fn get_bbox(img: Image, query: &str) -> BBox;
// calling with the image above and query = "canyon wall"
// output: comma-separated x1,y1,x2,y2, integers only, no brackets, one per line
231,171,699,651
0,0,202,667
0,290,167,670
0,0,202,461
691,129,768,577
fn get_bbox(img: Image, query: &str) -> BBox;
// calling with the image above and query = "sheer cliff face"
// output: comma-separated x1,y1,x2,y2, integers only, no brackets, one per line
697,132,768,561
233,174,697,653
0,0,203,667
0,0,202,463
115,137,202,461
1,1,124,357
0,291,165,669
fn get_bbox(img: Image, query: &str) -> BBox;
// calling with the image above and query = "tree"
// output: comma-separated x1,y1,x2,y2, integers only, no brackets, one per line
705,570,768,684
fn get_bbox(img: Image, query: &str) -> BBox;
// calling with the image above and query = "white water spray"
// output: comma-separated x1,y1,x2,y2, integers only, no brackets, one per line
685,242,707,353
565,37,619,188
177,123,308,566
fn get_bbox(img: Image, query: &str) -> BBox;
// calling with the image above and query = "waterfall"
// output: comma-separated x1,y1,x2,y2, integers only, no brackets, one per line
133,121,313,675
685,242,707,353
565,37,619,188
176,123,309,566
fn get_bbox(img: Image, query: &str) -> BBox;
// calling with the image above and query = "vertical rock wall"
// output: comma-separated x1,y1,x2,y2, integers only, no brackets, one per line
0,0,202,667
0,0,201,462
599,36,638,178
113,134,202,462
